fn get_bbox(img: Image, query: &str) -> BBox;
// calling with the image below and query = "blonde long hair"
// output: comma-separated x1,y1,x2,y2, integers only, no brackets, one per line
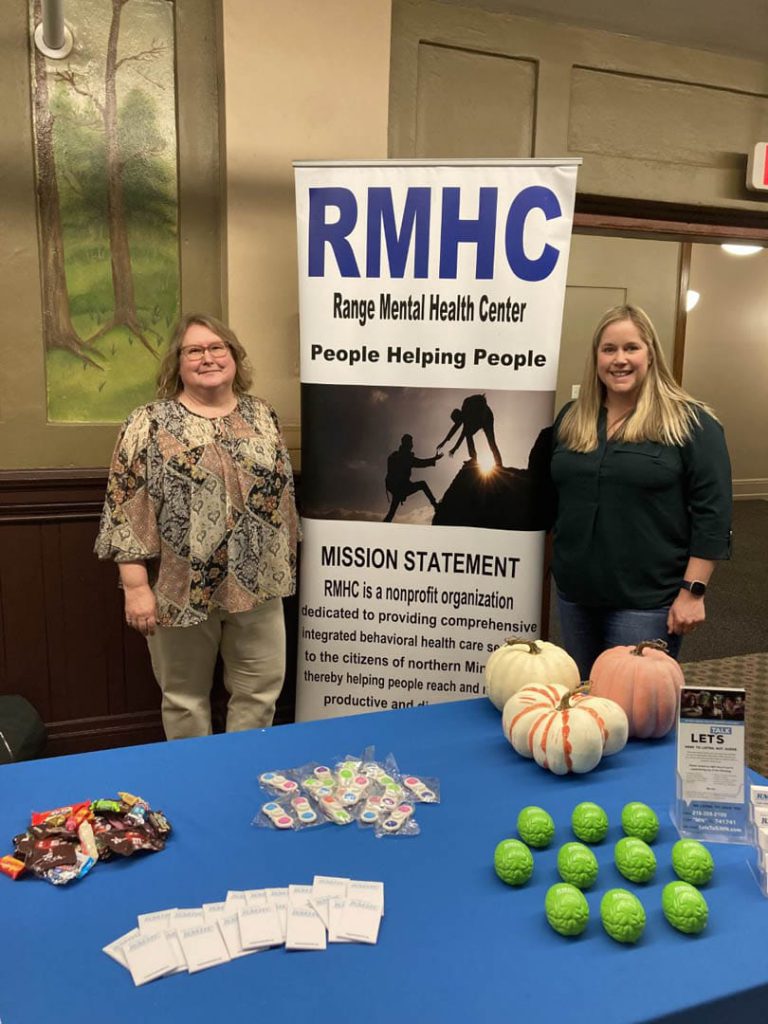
156,313,253,398
558,304,715,452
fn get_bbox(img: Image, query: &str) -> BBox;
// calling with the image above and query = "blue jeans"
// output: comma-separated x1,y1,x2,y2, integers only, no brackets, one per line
556,593,682,682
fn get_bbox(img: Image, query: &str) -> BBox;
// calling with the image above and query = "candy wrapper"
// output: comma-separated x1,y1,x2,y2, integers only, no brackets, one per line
4,794,172,886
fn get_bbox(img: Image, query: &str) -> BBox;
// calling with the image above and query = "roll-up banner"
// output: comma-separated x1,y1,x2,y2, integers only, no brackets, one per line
294,159,580,722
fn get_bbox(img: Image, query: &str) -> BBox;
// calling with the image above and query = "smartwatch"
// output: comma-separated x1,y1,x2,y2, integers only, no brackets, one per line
681,580,707,597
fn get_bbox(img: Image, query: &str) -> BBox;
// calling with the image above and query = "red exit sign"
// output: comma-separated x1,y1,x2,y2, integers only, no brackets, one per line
747,143,768,192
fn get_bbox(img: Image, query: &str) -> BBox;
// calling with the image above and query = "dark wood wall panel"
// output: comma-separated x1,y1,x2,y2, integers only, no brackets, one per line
0,523,51,714
0,470,300,758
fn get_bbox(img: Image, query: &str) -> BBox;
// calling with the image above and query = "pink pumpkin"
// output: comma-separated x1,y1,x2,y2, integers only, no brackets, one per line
589,640,684,739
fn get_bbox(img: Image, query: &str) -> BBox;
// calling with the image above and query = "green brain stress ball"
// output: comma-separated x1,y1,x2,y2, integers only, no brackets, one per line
600,889,646,944
621,802,660,842
517,806,555,848
662,881,709,934
494,839,534,886
557,843,599,889
671,840,715,885
571,802,609,843
545,883,589,937
614,837,657,884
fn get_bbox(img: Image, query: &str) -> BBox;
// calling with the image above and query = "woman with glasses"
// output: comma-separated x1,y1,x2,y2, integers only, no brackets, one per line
95,313,299,739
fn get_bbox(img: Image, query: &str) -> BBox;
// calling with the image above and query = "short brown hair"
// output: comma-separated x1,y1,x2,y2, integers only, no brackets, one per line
156,313,253,398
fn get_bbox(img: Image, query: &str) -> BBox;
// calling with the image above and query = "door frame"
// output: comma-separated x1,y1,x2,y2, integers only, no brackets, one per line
573,194,768,384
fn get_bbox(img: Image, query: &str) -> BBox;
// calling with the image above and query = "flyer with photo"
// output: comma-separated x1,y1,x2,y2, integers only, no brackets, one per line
675,685,748,841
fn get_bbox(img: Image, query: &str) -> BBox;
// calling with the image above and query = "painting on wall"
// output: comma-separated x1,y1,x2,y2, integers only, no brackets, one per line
29,0,179,423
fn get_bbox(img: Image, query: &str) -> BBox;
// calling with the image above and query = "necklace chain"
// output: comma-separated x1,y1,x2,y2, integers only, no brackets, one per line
179,393,237,418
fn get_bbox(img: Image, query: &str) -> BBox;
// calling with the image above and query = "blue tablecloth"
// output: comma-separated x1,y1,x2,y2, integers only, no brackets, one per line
1,698,766,1024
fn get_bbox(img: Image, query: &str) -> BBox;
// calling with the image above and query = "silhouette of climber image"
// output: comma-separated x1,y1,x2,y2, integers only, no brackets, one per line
383,433,443,522
436,393,503,467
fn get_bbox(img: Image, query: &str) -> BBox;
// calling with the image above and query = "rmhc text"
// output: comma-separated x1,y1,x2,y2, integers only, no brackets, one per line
308,185,563,281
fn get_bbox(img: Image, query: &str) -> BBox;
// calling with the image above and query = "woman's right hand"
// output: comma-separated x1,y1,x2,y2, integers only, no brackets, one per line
123,583,158,636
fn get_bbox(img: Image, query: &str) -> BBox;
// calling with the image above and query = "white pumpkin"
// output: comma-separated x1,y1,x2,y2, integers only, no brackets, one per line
501,683,628,776
485,638,580,711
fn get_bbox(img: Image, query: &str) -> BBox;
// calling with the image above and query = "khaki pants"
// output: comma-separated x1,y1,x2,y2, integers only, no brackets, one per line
146,599,286,739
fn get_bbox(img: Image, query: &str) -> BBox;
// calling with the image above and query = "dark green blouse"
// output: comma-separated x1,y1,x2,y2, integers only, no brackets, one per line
551,404,732,609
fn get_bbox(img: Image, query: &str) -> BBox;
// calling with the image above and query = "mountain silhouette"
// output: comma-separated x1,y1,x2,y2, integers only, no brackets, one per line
432,427,553,530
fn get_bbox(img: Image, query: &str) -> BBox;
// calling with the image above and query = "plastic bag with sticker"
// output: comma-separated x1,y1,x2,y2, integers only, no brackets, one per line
373,800,420,838
293,759,356,826
257,768,301,799
400,772,441,804
251,793,324,831
355,752,408,827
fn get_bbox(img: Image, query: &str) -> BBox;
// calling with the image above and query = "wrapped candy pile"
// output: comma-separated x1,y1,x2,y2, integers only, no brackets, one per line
0,792,172,886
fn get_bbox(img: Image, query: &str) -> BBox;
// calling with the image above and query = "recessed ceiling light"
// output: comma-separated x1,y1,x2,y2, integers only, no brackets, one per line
686,290,700,312
721,244,764,256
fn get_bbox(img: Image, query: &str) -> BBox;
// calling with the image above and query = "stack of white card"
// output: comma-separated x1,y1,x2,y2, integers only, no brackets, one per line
103,876,385,986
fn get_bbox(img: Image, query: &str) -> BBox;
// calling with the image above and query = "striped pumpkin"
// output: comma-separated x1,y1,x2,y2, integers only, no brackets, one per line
502,683,627,775
570,691,629,756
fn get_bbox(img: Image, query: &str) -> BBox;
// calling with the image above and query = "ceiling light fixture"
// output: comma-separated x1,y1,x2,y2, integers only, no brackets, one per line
721,244,764,256
685,290,700,312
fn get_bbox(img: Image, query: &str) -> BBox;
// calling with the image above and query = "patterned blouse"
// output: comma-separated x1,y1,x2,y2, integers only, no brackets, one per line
95,396,299,627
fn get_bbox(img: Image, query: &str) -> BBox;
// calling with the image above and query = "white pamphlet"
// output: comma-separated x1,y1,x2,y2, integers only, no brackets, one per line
103,928,139,968
335,898,382,944
138,909,176,934
238,901,283,950
348,879,385,915
176,922,231,974
285,903,327,950
311,875,349,927
327,897,351,943
123,931,177,986
266,887,289,941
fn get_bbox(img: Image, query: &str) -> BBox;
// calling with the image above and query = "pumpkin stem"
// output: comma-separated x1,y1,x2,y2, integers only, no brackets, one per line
632,639,670,657
572,683,591,697
504,636,540,654
557,692,576,711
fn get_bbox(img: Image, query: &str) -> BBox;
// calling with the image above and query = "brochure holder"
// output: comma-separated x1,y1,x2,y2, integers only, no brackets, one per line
747,786,768,896
672,685,749,844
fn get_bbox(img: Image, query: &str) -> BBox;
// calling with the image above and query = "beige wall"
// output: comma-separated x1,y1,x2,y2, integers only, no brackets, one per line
389,0,768,495
391,0,768,211
685,245,768,494
220,0,393,465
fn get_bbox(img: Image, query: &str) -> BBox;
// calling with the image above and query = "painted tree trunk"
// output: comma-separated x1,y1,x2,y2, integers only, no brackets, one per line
32,0,102,368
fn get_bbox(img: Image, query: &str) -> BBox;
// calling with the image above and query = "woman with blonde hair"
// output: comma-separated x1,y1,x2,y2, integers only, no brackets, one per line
550,304,731,680
95,313,299,739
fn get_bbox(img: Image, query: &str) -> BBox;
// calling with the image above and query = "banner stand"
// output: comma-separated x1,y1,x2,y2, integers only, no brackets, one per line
293,158,580,723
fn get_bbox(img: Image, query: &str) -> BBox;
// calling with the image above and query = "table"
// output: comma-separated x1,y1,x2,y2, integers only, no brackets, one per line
1,698,766,1024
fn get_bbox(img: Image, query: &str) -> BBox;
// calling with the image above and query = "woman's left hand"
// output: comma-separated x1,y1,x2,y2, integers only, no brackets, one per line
667,591,706,636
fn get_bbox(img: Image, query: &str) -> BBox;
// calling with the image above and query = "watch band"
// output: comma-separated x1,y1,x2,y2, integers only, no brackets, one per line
681,580,707,597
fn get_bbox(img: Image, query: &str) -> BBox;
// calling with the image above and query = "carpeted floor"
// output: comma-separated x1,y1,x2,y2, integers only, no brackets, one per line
674,500,767,662
681,653,768,777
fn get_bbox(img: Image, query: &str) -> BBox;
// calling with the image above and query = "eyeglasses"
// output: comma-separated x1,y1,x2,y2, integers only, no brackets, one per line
180,342,231,362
